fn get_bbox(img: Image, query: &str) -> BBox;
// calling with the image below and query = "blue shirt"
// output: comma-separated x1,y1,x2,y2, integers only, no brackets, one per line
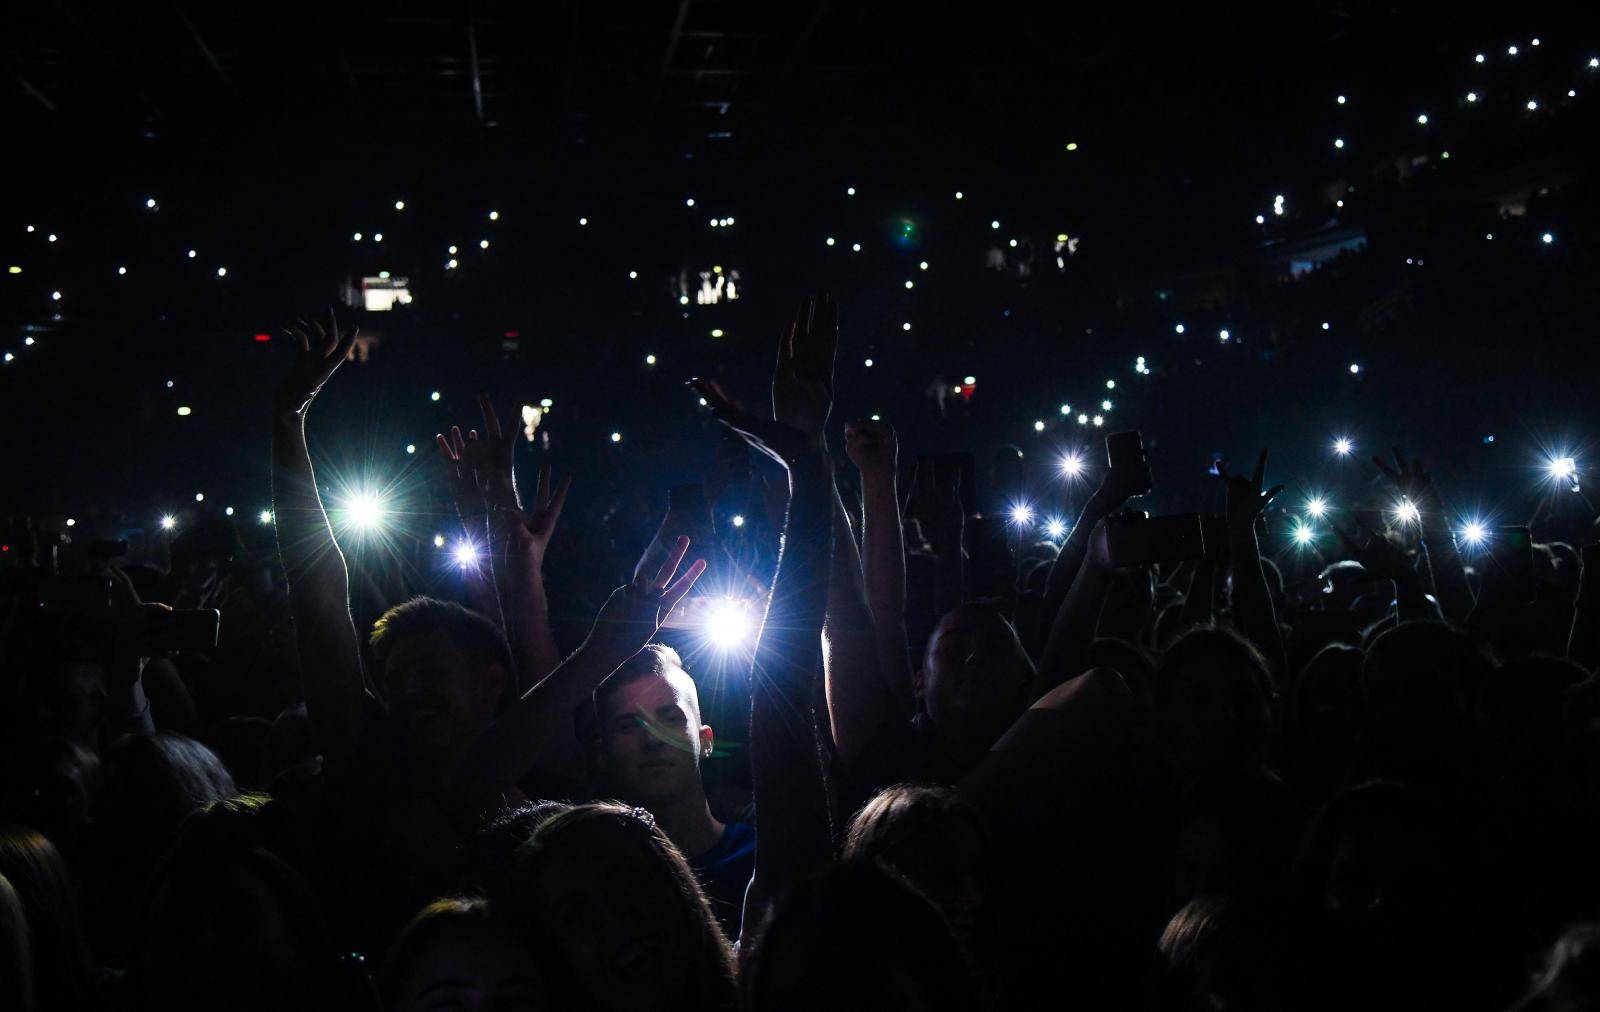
689,820,756,940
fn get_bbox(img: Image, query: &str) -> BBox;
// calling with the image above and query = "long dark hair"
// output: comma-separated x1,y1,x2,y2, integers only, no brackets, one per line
0,823,97,1011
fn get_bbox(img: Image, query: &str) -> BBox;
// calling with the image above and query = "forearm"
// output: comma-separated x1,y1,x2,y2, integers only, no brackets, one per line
747,453,836,919
1178,559,1216,630
271,411,366,751
499,544,561,689
1228,527,1286,675
823,486,887,764
1419,532,1474,623
859,470,914,713
1037,563,1112,696
1041,494,1116,638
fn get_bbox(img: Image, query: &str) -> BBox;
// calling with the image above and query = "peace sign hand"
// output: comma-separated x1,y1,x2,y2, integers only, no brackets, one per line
589,536,708,656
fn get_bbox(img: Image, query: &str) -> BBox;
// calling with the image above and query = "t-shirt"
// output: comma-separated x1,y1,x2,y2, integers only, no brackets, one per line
689,820,756,940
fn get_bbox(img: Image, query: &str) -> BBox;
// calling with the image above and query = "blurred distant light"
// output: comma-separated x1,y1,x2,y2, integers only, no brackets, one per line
259,510,274,525
864,358,874,367
990,220,1000,229
1045,518,1067,538
1461,521,1488,545
1219,328,1230,341
1060,452,1084,477
1336,200,1344,208
540,398,554,408
710,328,725,338
1077,413,1088,425
646,354,657,365
24,337,34,346
1531,38,1540,47
454,541,479,567
1008,238,1018,247
1009,503,1034,525
852,243,862,252
610,432,623,443
578,217,588,225
1394,500,1421,524
373,233,383,242
160,515,177,531
1527,99,1539,111
963,375,976,385
902,322,912,331
629,270,638,279
6,266,18,274
919,261,929,270
51,290,60,300
1100,399,1113,412
394,200,405,210
1293,523,1315,546
1466,91,1478,103
430,391,441,402
1334,438,1353,457
1306,497,1328,518
1416,113,1429,125
847,186,856,195
826,237,836,246
47,234,57,242
176,406,192,416
225,506,235,516
1105,379,1116,389
1334,138,1345,149
1033,420,1046,432
1349,363,1361,374
146,197,157,208
1321,321,1331,331
731,514,746,528
433,534,446,548
479,239,490,249
118,266,126,275
1065,141,1078,151
1507,45,1518,55
65,518,75,527
216,266,227,277
1092,415,1104,427
955,191,964,199
1255,215,1266,224
1475,53,1486,63
1175,323,1185,334
1542,232,1555,244
1591,57,1599,69
447,259,458,269
1059,403,1072,415
905,280,914,289
1336,94,1347,105
686,198,695,207
195,492,204,503
353,232,362,241
489,210,499,220
1569,90,1577,98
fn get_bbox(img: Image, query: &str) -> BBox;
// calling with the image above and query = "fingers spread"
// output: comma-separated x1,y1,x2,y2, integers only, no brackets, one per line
660,558,708,615
479,393,503,440
651,535,692,589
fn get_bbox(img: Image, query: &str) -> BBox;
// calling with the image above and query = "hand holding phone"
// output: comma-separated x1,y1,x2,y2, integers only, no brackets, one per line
1105,431,1152,499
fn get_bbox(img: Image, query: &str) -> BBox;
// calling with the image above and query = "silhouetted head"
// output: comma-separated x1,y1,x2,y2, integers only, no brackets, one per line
383,897,543,1012
844,785,987,946
371,597,512,760
0,823,96,1011
1154,627,1273,784
920,604,1036,746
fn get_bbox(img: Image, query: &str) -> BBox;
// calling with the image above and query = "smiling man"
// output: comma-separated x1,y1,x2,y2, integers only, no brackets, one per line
592,645,755,938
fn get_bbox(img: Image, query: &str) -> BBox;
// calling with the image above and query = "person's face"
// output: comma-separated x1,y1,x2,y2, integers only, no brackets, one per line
385,632,505,758
391,919,544,1012
534,833,683,1012
599,672,709,808
922,612,1033,737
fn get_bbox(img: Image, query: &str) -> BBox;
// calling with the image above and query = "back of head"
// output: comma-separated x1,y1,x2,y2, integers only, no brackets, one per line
456,800,571,900
370,596,512,691
514,802,735,1011
383,896,542,1012
100,732,237,844
1158,893,1281,1011
0,872,33,1012
741,860,979,1011
0,823,94,1011
1362,620,1490,721
1152,627,1273,782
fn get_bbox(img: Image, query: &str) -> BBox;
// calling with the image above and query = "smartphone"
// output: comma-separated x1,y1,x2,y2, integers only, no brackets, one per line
1105,431,1152,497
1201,516,1231,565
138,608,221,653
1106,513,1207,569
1489,525,1536,604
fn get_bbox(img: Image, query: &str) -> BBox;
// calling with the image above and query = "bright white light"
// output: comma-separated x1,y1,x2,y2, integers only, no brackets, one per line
902,322,912,331
216,266,227,278
629,271,638,279
353,232,362,241
1034,420,1046,432
194,493,204,503
51,290,60,301
259,510,273,524
489,210,499,220
1395,500,1421,525
1476,53,1486,63
1105,379,1116,389
1349,363,1361,374
394,200,405,211
176,406,192,417
1321,321,1330,331
118,267,126,275
1542,232,1555,244
1336,200,1344,208
480,239,490,249
731,514,746,528
1307,498,1327,518
406,444,416,454
454,541,480,567
1527,99,1539,111
1417,114,1429,125
48,234,57,243
919,261,929,270
610,432,623,443
1334,138,1345,149
963,375,976,385
430,391,441,402
146,197,157,208
1294,524,1315,546
24,337,33,345
1461,521,1488,545
433,534,446,548
991,220,1000,229
373,234,383,242
864,358,874,367
846,186,856,196
1508,45,1518,55
711,329,725,338
160,515,177,531
65,518,76,527
1060,453,1084,477
1334,438,1352,457
955,191,964,199
1591,58,1599,69
646,354,657,365
1059,403,1071,415
1046,519,1067,539
1467,92,1478,103
447,259,458,269
1101,399,1113,411
1010,504,1035,525
686,198,695,207
1548,456,1577,480
1092,415,1104,427
826,237,835,246
1255,215,1266,225
342,491,387,531
852,243,862,252
1175,323,1185,334
905,280,914,289
705,598,752,650
1531,38,1540,46
1219,329,1230,341
1009,239,1018,248
1077,413,1088,425
224,507,235,517
578,218,587,226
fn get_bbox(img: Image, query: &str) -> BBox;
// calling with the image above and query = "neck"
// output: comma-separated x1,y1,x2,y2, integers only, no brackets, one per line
648,788,725,859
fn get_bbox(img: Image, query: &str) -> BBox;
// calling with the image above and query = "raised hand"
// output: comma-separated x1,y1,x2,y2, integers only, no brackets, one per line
275,309,357,417
1216,450,1285,529
1330,518,1413,583
844,419,897,476
771,293,839,443
1372,447,1445,517
501,463,572,565
589,536,707,656
691,376,818,470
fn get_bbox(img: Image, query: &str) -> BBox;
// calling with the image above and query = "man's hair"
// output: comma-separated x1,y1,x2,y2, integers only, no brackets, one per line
593,644,702,729
370,597,513,674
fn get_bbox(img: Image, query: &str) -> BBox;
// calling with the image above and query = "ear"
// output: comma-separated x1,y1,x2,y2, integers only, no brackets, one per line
698,724,715,761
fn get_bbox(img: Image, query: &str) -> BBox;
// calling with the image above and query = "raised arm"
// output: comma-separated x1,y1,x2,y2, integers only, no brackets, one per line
1216,450,1288,676
1037,468,1142,654
271,312,367,765
696,353,836,934
1375,449,1475,623
845,420,916,718
1331,519,1437,625
448,537,705,818
1036,515,1117,695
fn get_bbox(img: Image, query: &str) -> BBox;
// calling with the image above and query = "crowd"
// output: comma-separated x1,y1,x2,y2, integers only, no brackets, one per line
4,287,1600,1012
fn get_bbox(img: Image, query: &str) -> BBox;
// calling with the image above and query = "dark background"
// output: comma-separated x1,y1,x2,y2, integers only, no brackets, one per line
3,1,1597,544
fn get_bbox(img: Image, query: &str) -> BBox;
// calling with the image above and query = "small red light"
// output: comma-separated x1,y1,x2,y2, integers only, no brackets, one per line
254,333,271,342
504,330,520,339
